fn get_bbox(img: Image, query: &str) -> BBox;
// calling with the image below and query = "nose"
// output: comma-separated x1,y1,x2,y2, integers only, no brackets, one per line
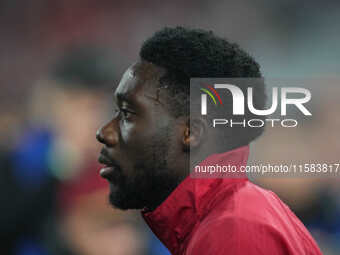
96,121,118,147
96,128,105,144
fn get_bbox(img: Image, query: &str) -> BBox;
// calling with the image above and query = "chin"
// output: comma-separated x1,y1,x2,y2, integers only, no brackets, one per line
108,184,145,210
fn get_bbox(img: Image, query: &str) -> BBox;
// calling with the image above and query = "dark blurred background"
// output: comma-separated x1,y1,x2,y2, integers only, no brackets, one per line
0,1,339,255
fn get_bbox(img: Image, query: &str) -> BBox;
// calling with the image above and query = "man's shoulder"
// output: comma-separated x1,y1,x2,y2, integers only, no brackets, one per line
186,215,293,255
186,213,321,255
192,181,286,242
206,180,286,224
185,181,322,255
204,181,304,240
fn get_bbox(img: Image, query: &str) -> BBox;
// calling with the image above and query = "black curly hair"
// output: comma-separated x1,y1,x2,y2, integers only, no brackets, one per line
139,26,266,147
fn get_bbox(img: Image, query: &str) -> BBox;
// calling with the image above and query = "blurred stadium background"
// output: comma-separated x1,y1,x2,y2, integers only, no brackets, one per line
0,1,339,254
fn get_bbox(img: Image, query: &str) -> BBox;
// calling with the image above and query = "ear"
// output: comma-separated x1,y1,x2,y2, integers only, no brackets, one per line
182,117,207,151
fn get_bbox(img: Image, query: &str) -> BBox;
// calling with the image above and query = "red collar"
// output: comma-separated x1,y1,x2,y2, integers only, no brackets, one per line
141,145,249,254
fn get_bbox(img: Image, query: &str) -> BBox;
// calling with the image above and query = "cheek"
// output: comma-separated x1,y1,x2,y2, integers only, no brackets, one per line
119,120,135,142
118,107,176,155
119,118,155,148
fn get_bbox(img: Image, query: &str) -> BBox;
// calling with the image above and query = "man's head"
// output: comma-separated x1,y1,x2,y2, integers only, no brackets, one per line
96,27,265,210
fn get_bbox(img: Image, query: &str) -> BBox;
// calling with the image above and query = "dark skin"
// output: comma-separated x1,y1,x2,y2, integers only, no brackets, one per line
96,61,215,210
97,61,184,210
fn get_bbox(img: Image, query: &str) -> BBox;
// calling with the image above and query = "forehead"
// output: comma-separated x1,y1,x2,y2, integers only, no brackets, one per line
115,66,137,97
114,61,165,99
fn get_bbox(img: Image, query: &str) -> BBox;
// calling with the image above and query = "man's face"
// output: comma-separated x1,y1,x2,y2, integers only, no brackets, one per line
96,62,186,210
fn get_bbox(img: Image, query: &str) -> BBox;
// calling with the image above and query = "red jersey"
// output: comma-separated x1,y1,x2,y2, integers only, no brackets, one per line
142,145,322,255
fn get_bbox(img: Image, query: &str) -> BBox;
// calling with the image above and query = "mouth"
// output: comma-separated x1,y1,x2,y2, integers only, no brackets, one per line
98,149,121,181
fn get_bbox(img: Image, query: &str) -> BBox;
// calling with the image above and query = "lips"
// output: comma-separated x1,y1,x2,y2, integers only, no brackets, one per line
98,149,121,181
98,153,115,166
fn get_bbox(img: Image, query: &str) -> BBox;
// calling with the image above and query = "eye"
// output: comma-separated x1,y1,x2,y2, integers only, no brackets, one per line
120,108,132,119
112,102,135,121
